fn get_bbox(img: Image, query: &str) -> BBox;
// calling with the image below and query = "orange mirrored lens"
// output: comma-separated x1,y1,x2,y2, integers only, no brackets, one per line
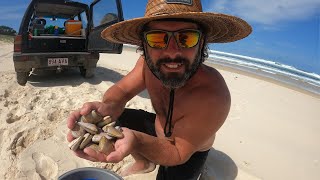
146,32,167,48
145,30,200,49
175,31,200,48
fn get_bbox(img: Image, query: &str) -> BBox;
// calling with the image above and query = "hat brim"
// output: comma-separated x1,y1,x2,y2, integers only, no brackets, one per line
101,12,252,45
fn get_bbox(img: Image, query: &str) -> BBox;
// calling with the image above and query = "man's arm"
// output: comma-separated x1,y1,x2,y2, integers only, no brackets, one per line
67,56,147,162
101,56,146,118
106,63,230,166
131,87,230,166
132,66,230,166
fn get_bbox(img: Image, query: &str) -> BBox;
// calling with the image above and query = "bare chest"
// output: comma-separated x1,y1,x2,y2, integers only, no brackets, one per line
144,71,184,125
147,82,171,116
148,84,186,137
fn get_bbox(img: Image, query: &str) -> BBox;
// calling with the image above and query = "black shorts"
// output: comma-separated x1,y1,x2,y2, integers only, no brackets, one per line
116,108,209,180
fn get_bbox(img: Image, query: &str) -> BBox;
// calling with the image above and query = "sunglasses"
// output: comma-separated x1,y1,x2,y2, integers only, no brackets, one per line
144,29,202,49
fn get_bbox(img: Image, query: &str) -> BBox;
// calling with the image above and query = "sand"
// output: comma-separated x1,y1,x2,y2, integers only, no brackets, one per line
0,42,319,180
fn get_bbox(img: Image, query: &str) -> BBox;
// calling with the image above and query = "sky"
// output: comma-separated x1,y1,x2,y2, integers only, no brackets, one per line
0,0,319,74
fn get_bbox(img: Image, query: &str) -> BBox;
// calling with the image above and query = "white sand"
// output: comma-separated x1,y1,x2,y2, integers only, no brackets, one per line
0,43,319,180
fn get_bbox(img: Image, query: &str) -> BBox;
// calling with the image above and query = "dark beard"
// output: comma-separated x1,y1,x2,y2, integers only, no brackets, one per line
144,52,202,89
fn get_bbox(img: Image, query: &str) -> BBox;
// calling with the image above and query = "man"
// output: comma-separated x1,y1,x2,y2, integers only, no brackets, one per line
67,0,252,179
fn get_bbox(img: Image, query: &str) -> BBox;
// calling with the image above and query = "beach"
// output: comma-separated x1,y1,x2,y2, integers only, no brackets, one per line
0,42,319,179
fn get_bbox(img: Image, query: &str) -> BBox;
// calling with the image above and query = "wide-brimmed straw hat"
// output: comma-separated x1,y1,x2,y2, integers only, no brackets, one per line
101,0,252,45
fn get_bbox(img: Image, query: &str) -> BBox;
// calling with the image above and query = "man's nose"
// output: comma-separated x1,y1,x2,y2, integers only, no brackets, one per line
163,35,182,58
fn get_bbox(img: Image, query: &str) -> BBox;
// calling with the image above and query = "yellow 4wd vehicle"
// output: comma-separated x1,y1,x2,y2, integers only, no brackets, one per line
13,0,123,85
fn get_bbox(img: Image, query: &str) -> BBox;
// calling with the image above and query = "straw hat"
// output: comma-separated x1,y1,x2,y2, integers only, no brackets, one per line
101,0,252,45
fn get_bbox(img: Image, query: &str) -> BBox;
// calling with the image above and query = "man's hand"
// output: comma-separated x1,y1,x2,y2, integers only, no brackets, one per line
66,101,125,162
67,127,138,163
106,128,138,163
67,101,109,130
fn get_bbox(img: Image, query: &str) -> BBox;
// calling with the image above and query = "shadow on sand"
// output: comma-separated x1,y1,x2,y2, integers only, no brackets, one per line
28,66,123,87
201,148,238,180
27,66,150,99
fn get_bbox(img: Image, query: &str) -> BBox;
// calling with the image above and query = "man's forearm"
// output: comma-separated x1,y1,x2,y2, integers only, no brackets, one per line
133,130,185,166
101,84,131,119
102,84,131,104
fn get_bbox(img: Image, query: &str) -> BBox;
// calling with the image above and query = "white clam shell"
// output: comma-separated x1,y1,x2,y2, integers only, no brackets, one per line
79,133,93,149
99,136,114,155
102,125,124,139
92,132,114,143
81,110,103,124
97,116,113,127
68,135,84,151
71,124,86,138
77,121,99,134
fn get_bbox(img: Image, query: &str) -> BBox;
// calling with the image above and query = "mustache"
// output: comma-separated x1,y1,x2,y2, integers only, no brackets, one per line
156,57,189,65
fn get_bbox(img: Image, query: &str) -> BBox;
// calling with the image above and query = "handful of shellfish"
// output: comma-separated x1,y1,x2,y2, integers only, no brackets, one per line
68,110,124,156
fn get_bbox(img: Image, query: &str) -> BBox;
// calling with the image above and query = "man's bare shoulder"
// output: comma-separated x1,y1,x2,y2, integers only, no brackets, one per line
173,65,231,151
201,64,227,86
177,64,230,119
187,64,230,99
182,64,230,122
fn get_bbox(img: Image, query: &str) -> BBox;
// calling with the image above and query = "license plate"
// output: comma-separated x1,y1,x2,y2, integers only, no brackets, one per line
48,58,68,66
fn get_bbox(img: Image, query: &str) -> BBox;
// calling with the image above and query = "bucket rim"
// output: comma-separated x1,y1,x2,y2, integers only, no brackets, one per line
58,167,123,180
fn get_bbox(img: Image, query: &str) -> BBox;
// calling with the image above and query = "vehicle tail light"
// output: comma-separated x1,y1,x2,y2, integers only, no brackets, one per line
14,35,22,52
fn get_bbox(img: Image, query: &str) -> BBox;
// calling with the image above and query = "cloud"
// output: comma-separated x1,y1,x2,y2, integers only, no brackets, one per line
208,0,320,25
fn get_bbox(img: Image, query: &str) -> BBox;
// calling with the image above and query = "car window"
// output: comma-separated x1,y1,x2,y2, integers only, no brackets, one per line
28,1,88,36
43,17,68,29
91,0,119,28
28,16,71,35
79,11,88,29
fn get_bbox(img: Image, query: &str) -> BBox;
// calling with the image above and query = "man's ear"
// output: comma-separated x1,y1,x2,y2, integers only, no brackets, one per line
142,42,149,54
200,36,205,48
143,41,147,49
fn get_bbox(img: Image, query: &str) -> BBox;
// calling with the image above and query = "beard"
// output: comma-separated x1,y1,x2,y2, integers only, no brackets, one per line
144,51,202,89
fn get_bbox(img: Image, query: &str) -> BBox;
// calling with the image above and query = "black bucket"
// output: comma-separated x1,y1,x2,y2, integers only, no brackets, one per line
58,167,123,180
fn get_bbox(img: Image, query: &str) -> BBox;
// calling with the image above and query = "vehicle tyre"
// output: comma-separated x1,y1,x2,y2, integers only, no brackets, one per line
80,67,95,78
16,72,29,86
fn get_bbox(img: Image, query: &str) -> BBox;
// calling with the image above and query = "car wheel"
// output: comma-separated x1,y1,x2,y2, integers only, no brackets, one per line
79,67,95,78
16,72,29,86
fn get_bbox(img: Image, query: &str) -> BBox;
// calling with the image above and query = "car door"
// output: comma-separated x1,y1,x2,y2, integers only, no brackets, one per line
88,0,123,53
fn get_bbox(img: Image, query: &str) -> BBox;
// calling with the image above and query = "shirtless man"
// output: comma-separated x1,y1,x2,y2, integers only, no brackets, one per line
67,0,252,179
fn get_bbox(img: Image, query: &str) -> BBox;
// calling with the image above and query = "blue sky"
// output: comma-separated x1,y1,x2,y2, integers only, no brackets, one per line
0,0,319,74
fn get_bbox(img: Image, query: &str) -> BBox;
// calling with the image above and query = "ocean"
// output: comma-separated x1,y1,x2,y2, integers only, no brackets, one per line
125,44,320,96
207,50,320,96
